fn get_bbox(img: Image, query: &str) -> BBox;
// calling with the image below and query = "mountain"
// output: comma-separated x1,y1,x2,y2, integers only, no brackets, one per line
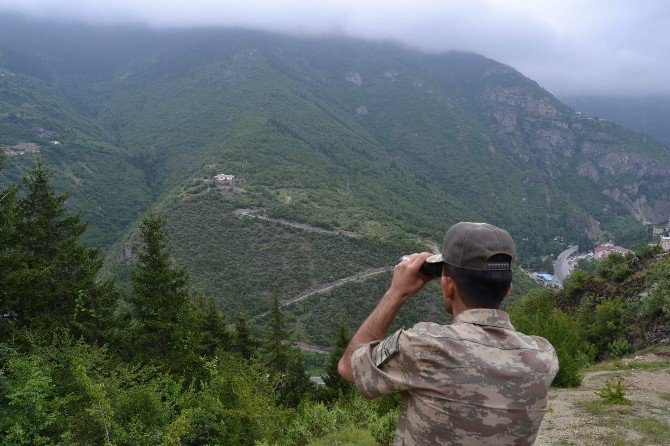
0,56,151,247
1,15,668,324
562,95,670,146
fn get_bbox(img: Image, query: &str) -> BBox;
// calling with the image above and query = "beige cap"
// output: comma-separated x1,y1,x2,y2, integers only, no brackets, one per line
425,222,516,271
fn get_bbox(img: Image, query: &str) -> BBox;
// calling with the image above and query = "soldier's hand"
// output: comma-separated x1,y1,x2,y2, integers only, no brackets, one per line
388,252,433,302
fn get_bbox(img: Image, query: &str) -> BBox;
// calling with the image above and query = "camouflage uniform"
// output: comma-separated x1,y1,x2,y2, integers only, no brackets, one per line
351,308,559,445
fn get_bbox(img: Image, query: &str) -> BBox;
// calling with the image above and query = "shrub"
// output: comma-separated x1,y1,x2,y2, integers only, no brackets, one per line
370,409,398,446
639,279,670,320
332,393,378,429
596,376,630,405
596,252,626,279
562,269,590,302
0,354,58,446
584,297,626,355
608,337,632,359
283,402,338,445
611,263,633,283
509,289,588,387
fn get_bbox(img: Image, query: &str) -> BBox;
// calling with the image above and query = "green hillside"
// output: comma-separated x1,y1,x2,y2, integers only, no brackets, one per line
1,16,668,321
3,155,669,445
0,57,151,247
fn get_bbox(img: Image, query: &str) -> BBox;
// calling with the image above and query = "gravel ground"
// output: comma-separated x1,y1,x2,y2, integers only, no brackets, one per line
535,349,670,446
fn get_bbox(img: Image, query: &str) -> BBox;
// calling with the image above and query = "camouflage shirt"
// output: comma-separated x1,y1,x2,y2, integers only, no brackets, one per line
351,309,559,445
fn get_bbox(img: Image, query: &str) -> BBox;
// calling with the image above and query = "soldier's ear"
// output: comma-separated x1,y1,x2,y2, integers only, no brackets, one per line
441,275,455,299
505,283,513,299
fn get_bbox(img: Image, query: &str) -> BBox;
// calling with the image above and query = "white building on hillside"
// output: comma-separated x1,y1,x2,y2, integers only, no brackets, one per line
661,232,670,251
213,173,235,185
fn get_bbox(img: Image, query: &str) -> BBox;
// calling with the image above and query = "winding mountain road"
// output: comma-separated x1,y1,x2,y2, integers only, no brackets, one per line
554,245,578,286
233,208,360,238
232,208,444,352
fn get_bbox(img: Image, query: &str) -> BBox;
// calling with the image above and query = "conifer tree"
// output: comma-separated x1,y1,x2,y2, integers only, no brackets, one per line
323,319,352,394
129,213,193,364
193,292,232,356
262,294,311,406
0,156,20,337
9,159,102,330
280,349,312,407
233,314,258,359
264,294,290,372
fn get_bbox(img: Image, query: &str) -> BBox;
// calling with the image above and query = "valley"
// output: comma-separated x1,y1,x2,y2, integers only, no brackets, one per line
0,16,666,336
2,12,670,446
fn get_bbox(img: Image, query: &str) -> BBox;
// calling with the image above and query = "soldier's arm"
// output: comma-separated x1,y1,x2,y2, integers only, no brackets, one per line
338,252,431,383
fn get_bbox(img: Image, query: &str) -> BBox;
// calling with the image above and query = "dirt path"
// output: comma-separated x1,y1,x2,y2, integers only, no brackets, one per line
282,266,393,307
233,208,360,238
233,209,442,354
535,348,670,445
297,342,331,353
416,237,441,255
249,266,393,326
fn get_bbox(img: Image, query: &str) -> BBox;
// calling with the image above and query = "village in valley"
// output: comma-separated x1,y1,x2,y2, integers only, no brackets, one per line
530,218,670,288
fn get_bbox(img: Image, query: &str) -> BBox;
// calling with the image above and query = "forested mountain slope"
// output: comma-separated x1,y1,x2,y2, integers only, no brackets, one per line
0,56,151,247
1,15,668,317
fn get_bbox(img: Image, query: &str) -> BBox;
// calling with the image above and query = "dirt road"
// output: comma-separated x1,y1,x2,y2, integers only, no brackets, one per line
233,208,360,238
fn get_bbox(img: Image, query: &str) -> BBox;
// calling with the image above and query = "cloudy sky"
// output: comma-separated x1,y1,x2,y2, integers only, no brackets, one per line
0,0,668,96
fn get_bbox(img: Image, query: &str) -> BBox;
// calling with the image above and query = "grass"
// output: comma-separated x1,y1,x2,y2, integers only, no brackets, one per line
567,347,670,445
595,432,628,446
306,428,377,446
576,398,670,445
582,359,670,373
629,417,670,444
576,400,633,416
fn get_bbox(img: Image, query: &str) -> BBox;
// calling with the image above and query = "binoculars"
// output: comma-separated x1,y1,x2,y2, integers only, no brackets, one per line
400,256,444,277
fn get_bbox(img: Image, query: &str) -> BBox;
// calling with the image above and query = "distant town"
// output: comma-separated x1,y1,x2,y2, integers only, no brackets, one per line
530,218,670,288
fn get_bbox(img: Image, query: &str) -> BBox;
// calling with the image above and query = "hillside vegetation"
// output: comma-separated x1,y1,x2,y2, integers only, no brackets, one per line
2,161,669,445
1,15,667,319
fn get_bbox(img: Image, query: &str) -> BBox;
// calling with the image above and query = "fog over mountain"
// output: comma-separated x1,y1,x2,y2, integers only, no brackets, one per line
0,0,669,96
562,95,670,145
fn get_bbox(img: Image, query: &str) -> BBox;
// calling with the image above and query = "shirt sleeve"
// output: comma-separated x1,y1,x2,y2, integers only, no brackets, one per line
351,329,415,399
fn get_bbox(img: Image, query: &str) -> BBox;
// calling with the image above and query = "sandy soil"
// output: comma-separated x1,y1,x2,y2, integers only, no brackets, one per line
535,348,670,446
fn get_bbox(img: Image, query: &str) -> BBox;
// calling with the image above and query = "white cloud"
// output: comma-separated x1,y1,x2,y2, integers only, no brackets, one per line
0,0,668,95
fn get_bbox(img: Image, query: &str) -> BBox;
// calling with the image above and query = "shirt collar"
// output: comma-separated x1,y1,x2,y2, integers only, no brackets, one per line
452,308,514,330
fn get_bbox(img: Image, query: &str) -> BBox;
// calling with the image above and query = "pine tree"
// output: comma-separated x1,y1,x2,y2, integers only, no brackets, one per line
193,292,232,357
261,294,311,406
0,155,20,337
323,319,353,394
128,213,193,364
233,314,258,359
280,349,312,407
263,294,290,372
9,159,103,330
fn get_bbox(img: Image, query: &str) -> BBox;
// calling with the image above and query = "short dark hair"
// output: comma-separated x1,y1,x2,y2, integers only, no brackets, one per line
443,254,513,309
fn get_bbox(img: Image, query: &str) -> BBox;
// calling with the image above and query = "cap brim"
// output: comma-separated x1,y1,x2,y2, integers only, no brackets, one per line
425,254,443,263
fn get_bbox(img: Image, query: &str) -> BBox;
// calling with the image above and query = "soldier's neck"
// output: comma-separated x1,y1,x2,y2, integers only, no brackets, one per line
449,294,471,319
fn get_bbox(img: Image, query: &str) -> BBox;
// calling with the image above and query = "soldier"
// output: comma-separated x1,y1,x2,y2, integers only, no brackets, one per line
338,222,559,445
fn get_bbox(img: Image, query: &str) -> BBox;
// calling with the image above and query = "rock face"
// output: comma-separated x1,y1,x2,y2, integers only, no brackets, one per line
345,71,363,86
475,81,670,224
